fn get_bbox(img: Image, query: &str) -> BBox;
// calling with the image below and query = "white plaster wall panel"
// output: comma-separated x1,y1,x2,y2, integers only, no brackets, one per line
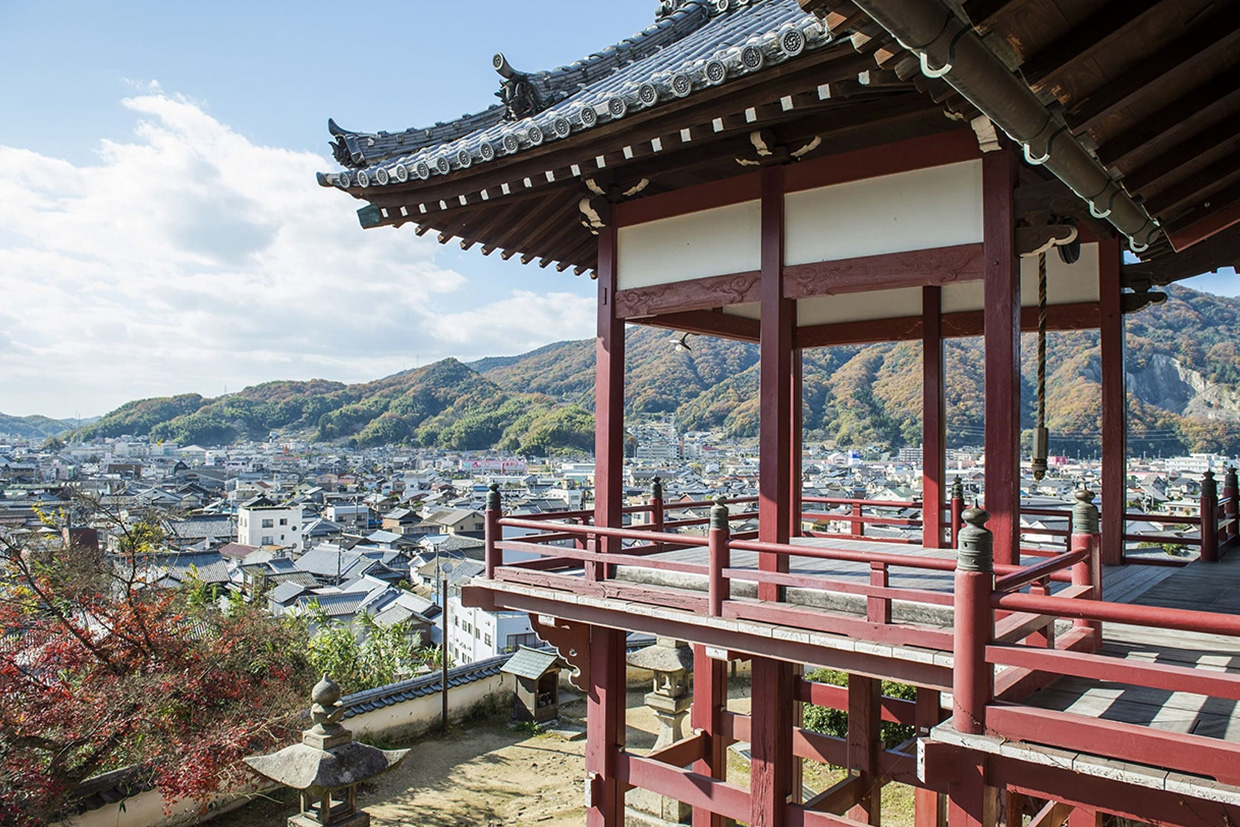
941,242,1100,313
1020,241,1100,305
940,281,984,314
617,200,761,290
796,286,923,326
784,160,984,266
722,302,762,320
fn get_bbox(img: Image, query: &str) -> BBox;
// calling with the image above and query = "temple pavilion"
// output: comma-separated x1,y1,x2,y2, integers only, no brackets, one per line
318,1,1240,825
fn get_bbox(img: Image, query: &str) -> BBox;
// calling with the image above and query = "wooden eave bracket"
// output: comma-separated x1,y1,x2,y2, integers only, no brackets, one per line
530,613,591,691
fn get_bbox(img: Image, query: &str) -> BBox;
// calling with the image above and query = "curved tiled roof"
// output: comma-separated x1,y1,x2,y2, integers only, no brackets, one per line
319,0,831,194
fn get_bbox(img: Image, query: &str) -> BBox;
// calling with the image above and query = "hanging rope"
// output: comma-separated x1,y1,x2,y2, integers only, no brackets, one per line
1032,251,1049,480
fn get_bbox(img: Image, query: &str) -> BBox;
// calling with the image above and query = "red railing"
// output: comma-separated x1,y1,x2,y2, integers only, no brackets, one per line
938,497,1240,784
800,496,923,544
483,494,1094,656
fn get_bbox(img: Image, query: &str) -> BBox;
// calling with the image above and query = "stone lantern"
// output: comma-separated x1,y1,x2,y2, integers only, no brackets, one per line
627,638,695,826
244,675,409,827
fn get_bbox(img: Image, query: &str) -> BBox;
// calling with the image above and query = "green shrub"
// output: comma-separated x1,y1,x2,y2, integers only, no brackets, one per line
801,669,917,748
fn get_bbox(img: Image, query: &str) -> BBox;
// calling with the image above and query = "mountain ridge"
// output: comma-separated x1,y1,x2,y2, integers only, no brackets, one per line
60,284,1240,456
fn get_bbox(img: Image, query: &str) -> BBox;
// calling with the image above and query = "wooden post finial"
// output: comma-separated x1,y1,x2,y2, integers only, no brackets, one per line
957,507,993,573
1072,488,1099,536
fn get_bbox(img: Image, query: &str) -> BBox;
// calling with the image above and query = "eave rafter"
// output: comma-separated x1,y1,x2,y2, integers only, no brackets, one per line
355,62,939,274
801,0,1240,269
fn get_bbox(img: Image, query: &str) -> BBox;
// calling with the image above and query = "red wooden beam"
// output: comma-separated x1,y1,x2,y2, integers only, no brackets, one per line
923,286,946,549
618,753,751,824
983,150,1022,567
797,679,918,727
464,582,953,688
988,748,1240,827
631,310,760,342
648,731,708,769
987,642,1240,701
985,703,1240,786
613,172,761,228
783,244,984,300
1099,237,1126,566
612,131,979,228
1168,197,1240,252
785,130,981,194
614,271,760,318
797,315,924,349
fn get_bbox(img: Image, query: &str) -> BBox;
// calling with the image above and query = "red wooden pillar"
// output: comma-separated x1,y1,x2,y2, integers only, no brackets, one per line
750,656,794,827
692,645,727,827
951,478,966,549
1202,470,1220,563
952,507,994,734
1225,466,1238,548
1068,807,1103,826
759,164,792,573
983,150,1021,568
484,483,501,578
847,674,882,825
949,509,998,827
923,285,947,548
790,349,803,538
914,688,946,827
1071,489,1103,647
586,625,627,827
1099,236,1127,566
586,223,626,827
752,164,794,827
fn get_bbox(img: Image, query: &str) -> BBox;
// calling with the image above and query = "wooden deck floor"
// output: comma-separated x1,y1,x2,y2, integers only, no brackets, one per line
1026,552,1240,741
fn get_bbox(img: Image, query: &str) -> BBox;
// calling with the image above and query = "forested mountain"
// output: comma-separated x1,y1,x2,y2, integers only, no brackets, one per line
68,284,1240,456
0,413,96,441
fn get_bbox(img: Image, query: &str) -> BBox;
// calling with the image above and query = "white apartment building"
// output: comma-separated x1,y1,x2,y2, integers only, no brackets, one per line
237,496,303,552
444,561,538,664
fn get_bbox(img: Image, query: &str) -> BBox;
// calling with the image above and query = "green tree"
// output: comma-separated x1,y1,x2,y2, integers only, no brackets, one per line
302,606,439,692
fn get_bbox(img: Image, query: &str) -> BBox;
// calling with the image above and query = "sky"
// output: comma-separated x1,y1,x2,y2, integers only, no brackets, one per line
0,1,654,419
0,1,1235,419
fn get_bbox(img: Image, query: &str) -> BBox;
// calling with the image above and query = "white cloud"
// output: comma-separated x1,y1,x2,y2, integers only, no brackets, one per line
0,92,593,417
428,290,595,354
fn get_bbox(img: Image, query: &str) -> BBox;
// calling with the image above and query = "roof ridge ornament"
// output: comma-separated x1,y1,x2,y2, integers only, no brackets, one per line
494,53,547,121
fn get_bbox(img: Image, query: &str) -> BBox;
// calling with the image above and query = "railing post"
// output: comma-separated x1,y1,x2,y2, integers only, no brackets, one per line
953,507,994,735
1202,470,1219,563
1071,488,1103,648
708,497,731,617
950,477,965,549
484,483,502,579
1225,466,1238,547
868,561,891,624
851,481,867,538
651,476,665,553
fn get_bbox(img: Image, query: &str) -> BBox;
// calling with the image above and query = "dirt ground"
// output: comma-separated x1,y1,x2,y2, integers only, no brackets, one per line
218,678,915,827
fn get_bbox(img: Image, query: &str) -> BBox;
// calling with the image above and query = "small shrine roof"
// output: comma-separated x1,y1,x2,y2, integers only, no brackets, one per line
501,646,561,680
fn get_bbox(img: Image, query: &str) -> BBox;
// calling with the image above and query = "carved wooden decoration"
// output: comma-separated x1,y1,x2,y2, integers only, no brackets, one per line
614,271,761,318
530,614,591,690
783,244,985,300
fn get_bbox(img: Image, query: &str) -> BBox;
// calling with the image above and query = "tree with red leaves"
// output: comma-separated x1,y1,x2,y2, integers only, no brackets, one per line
0,496,316,826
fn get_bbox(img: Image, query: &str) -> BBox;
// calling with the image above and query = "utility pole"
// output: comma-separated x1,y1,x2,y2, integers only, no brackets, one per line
440,574,449,735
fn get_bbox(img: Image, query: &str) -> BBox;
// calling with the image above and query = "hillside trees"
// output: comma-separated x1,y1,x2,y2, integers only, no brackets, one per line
0,497,315,826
